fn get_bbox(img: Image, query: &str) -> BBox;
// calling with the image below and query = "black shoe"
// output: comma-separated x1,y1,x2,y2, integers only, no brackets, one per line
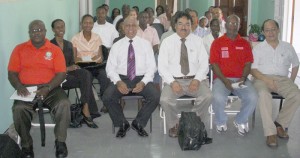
90,112,101,119
131,120,148,137
82,113,98,128
55,140,68,158
116,122,130,138
21,146,34,158
100,106,108,113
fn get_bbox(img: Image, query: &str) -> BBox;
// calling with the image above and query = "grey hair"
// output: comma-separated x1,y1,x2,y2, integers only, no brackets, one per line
226,14,240,24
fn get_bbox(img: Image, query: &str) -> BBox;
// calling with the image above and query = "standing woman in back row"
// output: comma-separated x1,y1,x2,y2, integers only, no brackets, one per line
50,19,99,128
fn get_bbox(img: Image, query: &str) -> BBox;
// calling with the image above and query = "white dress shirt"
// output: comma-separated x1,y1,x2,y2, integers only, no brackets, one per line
202,32,223,55
92,21,119,48
158,33,209,84
252,40,299,76
106,36,157,84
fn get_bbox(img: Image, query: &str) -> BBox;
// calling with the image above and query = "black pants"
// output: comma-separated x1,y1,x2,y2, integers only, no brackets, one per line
102,75,160,127
87,67,110,99
12,87,71,148
62,69,98,114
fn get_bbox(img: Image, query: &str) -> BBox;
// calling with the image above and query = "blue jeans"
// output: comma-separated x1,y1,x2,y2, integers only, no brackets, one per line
212,78,257,125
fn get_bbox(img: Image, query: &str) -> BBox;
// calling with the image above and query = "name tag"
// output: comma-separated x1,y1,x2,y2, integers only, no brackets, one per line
222,51,229,58
221,47,228,51
236,47,244,50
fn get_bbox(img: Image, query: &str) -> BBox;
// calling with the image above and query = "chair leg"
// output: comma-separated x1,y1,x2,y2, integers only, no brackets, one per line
279,99,283,111
163,111,166,134
252,109,255,128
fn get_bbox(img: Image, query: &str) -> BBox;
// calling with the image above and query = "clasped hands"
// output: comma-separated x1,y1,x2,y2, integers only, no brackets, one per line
171,79,200,94
117,81,145,94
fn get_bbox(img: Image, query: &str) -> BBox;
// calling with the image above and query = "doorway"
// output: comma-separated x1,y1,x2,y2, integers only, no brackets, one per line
215,0,249,36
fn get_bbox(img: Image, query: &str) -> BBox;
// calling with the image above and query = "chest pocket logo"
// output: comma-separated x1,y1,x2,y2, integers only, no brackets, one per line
44,51,53,60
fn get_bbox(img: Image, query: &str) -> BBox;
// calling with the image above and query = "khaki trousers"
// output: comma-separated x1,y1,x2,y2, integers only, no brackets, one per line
160,79,212,130
253,75,300,136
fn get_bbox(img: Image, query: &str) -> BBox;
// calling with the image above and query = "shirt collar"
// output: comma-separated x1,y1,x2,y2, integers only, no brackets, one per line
26,38,51,49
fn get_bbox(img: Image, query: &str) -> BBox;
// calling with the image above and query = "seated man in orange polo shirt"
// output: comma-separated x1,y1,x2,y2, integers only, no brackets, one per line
8,20,70,158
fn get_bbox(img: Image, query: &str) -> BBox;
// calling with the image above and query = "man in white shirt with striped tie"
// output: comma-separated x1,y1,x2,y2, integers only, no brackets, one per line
103,17,159,138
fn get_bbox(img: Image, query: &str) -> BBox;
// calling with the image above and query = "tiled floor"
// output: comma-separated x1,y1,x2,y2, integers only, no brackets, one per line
28,96,300,158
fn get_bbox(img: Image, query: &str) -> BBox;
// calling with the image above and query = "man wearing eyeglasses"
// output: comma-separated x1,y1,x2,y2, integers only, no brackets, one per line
8,20,70,158
210,14,257,136
251,19,300,147
159,11,212,138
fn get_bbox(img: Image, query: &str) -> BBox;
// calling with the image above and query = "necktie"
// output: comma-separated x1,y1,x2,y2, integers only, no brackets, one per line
127,40,136,80
180,38,189,75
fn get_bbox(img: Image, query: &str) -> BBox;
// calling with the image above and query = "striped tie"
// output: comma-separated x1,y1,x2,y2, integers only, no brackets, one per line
127,40,136,80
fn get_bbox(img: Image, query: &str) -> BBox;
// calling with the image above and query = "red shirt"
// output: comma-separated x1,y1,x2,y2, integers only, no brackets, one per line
209,34,253,78
8,39,66,85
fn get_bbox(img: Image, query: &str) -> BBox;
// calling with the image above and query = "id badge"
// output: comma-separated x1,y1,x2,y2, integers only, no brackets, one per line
221,51,229,58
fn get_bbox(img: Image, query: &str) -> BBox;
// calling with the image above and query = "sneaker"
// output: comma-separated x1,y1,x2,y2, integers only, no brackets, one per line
216,124,227,133
234,121,249,136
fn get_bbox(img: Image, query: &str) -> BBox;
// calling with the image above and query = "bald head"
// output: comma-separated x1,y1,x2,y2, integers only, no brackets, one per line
28,20,47,48
29,20,45,31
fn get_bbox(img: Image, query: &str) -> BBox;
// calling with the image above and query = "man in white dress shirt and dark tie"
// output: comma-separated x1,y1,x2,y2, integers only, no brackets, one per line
158,11,212,138
103,17,159,138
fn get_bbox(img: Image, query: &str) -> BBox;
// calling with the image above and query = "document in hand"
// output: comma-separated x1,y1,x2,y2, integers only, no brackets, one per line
10,86,37,102
231,82,247,89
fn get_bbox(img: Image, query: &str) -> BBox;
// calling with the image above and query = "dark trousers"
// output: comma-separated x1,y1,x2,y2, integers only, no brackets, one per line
12,87,71,148
87,67,110,99
102,75,160,127
62,69,98,114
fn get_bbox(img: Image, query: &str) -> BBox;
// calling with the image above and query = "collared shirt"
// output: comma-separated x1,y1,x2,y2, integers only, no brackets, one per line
158,33,209,84
202,32,223,55
160,29,175,43
71,31,102,58
106,36,156,85
158,13,170,31
252,40,299,76
137,25,160,46
8,39,66,84
92,21,119,48
210,34,253,78
193,26,210,38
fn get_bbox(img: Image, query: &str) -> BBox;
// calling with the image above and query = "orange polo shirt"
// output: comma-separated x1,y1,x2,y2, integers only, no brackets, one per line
210,34,253,78
8,39,66,85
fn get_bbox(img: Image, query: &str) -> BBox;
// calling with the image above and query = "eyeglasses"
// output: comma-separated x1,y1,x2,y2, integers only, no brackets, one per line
227,22,239,26
263,28,277,33
29,28,45,33
176,22,191,27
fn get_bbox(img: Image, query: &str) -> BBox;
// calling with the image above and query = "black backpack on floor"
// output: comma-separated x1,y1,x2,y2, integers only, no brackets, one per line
178,112,212,150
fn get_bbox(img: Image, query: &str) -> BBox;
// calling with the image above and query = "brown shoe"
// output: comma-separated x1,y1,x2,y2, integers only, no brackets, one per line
266,135,278,147
169,125,178,138
277,126,289,139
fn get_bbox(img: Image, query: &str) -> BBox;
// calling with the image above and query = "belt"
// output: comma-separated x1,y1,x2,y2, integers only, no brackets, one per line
173,75,195,79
